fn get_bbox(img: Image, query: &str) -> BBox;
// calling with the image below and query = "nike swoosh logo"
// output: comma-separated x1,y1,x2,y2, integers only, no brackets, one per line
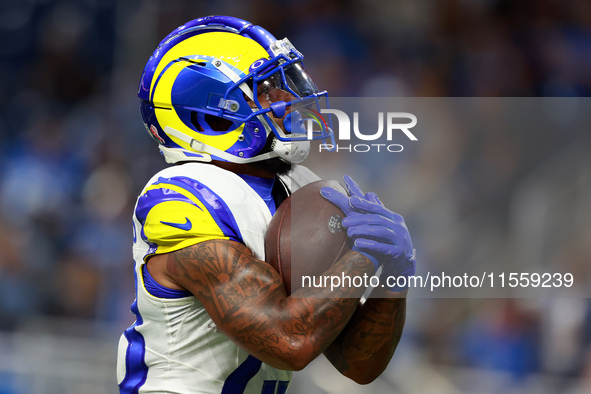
160,217,192,231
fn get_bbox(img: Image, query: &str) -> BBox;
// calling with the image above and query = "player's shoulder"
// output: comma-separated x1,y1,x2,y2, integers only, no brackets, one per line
137,163,263,215
134,163,251,250
141,163,259,203
143,163,243,192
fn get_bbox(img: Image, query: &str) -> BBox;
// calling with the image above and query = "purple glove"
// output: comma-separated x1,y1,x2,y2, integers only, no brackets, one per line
321,175,416,291
319,175,381,270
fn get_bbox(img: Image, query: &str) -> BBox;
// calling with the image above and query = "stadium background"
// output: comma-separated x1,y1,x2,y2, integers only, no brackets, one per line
0,0,590,392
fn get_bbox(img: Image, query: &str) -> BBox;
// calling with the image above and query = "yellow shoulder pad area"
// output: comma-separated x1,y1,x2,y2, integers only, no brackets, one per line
143,199,228,256
135,176,242,258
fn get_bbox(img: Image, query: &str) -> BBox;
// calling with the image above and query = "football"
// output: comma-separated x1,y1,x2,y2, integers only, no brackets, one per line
265,180,352,295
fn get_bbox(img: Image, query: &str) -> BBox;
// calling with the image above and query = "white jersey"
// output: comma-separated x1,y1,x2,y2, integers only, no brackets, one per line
117,163,319,394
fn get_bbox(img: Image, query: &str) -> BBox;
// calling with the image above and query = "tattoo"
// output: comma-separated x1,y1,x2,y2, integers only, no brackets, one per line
166,240,375,366
166,254,180,277
324,296,407,378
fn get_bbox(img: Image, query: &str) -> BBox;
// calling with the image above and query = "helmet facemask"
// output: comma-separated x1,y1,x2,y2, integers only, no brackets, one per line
215,39,334,163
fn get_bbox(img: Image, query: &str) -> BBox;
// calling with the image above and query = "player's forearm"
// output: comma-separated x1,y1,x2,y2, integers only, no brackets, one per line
324,293,407,384
271,250,375,369
228,250,374,370
167,242,374,370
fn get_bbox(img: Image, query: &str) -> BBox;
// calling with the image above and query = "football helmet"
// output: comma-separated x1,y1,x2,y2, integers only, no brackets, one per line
138,15,333,164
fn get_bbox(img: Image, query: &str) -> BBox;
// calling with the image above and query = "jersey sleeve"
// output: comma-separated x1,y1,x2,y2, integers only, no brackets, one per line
135,175,243,259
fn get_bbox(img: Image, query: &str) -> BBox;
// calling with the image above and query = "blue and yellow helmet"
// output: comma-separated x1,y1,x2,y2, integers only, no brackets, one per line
139,15,332,164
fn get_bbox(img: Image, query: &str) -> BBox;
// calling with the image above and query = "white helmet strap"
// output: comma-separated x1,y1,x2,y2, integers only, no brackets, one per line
164,126,277,164
162,126,309,164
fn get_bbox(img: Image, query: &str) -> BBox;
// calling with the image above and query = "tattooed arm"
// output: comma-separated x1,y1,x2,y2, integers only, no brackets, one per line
318,175,412,383
323,288,407,384
146,239,374,371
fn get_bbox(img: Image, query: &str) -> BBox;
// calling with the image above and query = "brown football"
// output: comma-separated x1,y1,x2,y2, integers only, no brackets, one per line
265,180,352,295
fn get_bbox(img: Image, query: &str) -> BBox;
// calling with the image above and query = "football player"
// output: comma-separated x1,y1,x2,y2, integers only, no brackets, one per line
117,15,416,393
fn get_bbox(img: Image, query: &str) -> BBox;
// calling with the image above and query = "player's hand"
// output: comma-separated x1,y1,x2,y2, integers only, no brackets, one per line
320,175,416,291
346,188,416,292
353,238,416,292
320,175,381,270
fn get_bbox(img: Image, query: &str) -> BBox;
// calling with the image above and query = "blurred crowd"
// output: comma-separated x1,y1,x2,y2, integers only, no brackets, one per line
1,0,591,392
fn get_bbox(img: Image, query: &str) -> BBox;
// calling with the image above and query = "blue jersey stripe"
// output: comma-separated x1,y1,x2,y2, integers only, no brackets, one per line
261,380,277,394
136,186,203,222
142,264,192,299
119,270,149,394
276,380,289,394
221,355,262,394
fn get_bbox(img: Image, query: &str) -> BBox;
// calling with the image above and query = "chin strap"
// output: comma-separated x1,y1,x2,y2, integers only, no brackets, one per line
271,138,310,164
163,126,275,163
162,126,309,164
